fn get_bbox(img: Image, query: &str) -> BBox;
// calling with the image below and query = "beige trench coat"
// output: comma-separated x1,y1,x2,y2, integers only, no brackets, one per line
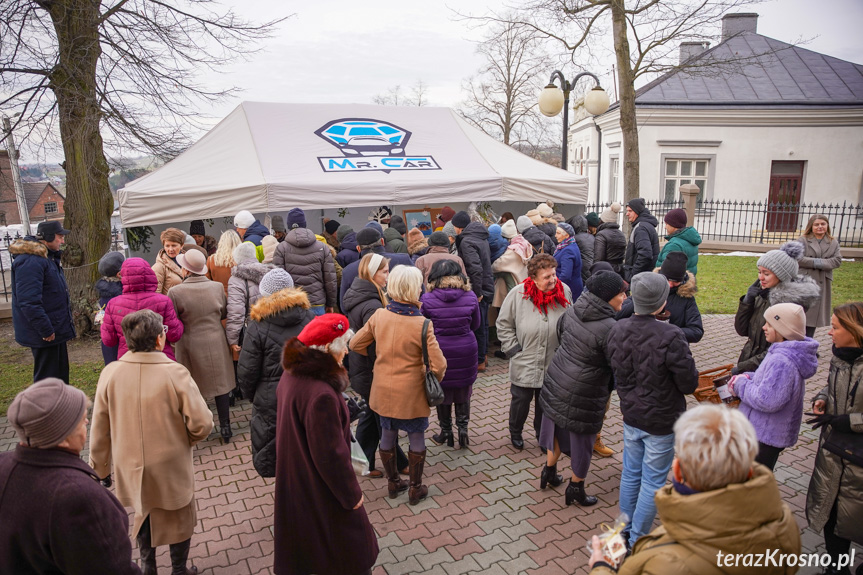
152,249,184,295
797,235,841,328
169,275,236,399
89,352,213,545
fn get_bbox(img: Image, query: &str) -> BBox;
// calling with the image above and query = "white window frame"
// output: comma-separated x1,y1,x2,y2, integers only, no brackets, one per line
608,156,620,203
659,154,716,205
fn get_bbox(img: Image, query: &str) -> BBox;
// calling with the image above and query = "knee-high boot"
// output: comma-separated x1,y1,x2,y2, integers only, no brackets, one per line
379,446,409,498
408,449,429,505
136,520,157,575
168,538,198,575
431,404,453,447
454,401,470,449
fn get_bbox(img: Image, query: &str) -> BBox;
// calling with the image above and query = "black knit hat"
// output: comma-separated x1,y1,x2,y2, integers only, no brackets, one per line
627,198,646,215
324,219,341,236
189,220,206,237
389,215,407,235
356,227,382,246
659,251,688,282
451,210,471,229
586,271,625,303
428,231,450,247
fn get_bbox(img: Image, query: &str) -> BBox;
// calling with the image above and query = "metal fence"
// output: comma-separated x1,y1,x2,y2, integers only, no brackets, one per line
584,199,863,248
0,227,125,303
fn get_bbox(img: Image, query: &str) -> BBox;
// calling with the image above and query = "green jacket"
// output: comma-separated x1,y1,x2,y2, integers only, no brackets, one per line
656,227,701,275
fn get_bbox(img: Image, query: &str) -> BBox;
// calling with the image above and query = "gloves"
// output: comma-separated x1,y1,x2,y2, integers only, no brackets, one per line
743,279,762,304
806,414,852,432
345,396,368,423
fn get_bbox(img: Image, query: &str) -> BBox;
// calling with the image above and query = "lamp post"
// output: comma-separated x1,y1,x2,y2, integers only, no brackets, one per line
538,71,610,170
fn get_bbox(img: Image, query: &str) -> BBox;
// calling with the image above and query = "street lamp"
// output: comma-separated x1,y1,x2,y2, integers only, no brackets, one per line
538,71,610,169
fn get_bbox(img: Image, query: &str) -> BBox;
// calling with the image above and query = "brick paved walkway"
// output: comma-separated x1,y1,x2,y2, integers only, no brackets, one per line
1,315,860,574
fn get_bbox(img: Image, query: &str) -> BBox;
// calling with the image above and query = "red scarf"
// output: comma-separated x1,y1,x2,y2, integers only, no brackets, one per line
522,277,569,314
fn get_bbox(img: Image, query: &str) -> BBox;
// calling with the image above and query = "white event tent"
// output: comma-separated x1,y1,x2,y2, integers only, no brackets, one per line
119,102,588,227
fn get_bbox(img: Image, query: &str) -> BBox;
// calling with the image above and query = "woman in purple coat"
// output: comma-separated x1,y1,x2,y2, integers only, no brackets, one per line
421,259,481,448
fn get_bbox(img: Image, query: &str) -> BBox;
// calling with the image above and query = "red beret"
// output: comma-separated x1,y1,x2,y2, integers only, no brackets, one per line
297,313,350,347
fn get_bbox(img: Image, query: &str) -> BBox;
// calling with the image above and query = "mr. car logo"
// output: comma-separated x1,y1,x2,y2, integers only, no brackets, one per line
315,119,441,173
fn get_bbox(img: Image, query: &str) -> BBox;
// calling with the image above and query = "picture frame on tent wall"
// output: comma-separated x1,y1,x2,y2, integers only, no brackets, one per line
403,208,441,236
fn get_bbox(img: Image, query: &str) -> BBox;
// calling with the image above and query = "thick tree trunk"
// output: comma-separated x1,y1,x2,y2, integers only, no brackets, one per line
610,0,640,236
46,0,113,335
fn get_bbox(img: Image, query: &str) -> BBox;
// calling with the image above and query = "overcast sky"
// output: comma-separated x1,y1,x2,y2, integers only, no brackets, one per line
19,0,863,163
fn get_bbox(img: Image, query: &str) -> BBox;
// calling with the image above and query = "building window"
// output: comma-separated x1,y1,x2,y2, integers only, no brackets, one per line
0,212,6,226
45,202,58,214
664,159,708,205
609,157,620,202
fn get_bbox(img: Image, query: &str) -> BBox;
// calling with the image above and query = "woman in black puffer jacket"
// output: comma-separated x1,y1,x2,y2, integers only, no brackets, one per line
237,269,313,478
538,272,627,507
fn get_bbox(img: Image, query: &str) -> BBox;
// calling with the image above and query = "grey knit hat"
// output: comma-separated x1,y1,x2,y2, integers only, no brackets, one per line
259,268,294,296
8,378,88,448
336,224,354,243
442,221,457,239
516,215,534,234
98,251,125,277
756,241,804,283
271,215,286,232
631,271,670,315
429,231,450,247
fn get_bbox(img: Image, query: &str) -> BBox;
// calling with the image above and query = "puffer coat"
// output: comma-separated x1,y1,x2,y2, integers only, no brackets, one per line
420,276,481,389
383,228,407,254
656,226,702,275
567,215,595,282
806,350,863,545
151,249,184,295
342,279,384,399
617,272,703,343
623,211,660,282
101,257,184,360
594,221,626,276
456,222,494,299
522,225,554,256
237,288,312,478
226,262,270,346
797,234,842,328
336,231,359,268
10,238,75,348
734,275,820,373
496,281,572,389
541,292,616,435
273,228,337,308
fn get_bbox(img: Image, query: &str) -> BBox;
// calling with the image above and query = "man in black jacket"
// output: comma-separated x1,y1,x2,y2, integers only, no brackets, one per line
622,198,660,282
452,211,494,371
607,272,698,547
339,226,413,306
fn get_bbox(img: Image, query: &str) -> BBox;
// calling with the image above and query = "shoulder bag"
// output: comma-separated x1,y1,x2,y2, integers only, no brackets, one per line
422,318,444,407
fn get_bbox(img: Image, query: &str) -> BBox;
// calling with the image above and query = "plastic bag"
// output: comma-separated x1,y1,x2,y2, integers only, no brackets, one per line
467,202,500,226
586,513,629,569
350,434,369,476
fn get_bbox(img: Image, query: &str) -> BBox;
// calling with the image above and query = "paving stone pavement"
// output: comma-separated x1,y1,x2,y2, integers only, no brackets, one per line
1,314,860,574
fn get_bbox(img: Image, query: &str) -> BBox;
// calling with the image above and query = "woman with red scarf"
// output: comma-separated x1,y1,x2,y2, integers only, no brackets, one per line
496,254,572,450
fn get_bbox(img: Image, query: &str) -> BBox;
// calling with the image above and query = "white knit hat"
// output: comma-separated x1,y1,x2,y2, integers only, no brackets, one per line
600,202,623,224
234,210,255,228
500,220,518,239
537,202,553,218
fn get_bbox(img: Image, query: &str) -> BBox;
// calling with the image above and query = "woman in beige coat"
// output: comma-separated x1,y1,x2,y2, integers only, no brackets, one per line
169,249,237,444
798,214,842,338
350,265,447,506
152,227,187,295
89,309,213,575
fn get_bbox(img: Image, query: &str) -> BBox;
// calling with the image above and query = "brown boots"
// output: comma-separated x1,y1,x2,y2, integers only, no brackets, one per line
408,449,428,505
593,433,614,458
379,446,409,499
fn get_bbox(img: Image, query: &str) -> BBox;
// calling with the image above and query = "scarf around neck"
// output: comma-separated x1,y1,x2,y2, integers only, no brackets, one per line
507,235,533,262
554,235,576,254
522,277,569,315
833,345,863,364
386,300,422,317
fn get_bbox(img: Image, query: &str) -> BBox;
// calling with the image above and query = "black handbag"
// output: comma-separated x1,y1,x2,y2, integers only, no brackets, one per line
237,280,249,347
421,319,444,407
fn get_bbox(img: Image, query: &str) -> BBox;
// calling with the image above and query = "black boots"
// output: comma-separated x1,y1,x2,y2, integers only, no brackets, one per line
168,538,198,575
137,536,157,574
565,480,598,506
220,420,232,444
379,446,409,499
431,405,454,447
510,433,524,450
454,402,470,449
540,464,563,489
408,449,429,505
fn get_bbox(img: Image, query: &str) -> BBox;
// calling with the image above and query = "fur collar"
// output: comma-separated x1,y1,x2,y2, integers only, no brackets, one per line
430,275,471,292
769,275,820,308
408,238,429,256
232,262,272,283
9,238,47,258
654,268,697,299
282,338,349,392
250,287,310,321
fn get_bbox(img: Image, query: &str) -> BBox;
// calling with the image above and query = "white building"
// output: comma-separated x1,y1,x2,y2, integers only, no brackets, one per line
571,13,863,211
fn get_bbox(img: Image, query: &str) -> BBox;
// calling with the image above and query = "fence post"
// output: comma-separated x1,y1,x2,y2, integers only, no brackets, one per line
837,201,847,246
679,184,699,227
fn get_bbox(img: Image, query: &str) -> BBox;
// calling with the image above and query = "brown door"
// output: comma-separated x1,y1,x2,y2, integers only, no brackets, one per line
766,162,803,232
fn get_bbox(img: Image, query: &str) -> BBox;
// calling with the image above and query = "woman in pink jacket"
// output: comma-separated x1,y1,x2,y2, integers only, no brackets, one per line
101,257,184,360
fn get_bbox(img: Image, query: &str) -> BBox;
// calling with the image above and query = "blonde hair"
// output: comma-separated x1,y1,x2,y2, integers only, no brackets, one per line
834,302,863,347
358,253,389,306
213,230,241,267
802,214,833,240
160,228,186,246
386,265,422,305
674,405,758,492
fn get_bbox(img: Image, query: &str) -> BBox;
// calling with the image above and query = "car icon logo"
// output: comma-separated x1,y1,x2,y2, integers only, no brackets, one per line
315,119,411,157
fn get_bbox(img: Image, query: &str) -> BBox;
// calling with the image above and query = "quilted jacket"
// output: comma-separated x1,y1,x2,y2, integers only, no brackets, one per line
273,228,337,308
226,262,271,346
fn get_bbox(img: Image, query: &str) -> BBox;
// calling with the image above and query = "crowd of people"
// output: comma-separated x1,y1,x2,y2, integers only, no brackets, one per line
3,208,861,575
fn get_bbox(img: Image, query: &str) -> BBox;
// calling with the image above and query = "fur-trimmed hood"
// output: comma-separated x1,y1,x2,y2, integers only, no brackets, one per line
250,287,311,322
232,262,272,283
408,237,429,256
281,338,349,392
769,274,820,309
9,237,48,258
429,275,471,292
655,268,697,299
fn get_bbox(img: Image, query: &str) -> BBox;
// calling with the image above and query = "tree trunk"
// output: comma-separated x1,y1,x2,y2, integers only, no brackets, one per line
611,0,640,236
46,0,113,335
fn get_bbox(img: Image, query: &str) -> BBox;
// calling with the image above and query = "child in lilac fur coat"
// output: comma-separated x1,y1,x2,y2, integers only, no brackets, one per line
729,302,819,470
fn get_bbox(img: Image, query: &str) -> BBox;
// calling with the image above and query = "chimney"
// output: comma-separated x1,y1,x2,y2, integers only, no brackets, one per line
722,13,758,41
679,42,710,64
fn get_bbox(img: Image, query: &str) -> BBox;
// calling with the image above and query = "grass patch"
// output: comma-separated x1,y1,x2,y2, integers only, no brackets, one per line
0,361,103,416
697,256,863,314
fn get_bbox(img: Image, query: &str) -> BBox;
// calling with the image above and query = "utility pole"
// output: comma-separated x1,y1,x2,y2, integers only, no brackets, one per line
2,114,31,235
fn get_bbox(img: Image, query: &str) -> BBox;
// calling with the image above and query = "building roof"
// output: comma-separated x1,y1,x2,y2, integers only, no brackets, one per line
23,182,56,212
633,33,863,108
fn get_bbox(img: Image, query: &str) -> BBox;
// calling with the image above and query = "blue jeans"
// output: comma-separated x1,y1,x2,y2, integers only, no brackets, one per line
619,423,675,546
310,305,326,316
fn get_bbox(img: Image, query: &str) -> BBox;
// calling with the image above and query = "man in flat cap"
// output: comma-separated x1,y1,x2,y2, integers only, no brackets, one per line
10,220,76,383
0,379,141,574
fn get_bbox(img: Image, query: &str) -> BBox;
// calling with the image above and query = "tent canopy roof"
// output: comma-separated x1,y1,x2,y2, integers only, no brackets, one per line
119,102,587,227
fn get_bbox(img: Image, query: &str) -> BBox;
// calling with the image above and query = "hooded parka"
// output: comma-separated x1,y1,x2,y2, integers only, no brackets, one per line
568,215,595,282
336,231,360,268
623,210,660,282
656,226,702,275
456,222,495,300
594,221,627,276
226,261,271,346
383,227,408,253
237,288,313,478
522,225,555,256
273,228,337,308
151,249,184,295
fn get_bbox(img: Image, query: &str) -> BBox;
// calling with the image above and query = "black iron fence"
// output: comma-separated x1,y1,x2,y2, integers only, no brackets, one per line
0,227,125,303
584,199,863,248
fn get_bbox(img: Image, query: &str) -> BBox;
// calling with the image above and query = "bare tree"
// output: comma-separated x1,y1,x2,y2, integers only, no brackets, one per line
458,19,560,155
372,80,429,106
0,0,286,332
